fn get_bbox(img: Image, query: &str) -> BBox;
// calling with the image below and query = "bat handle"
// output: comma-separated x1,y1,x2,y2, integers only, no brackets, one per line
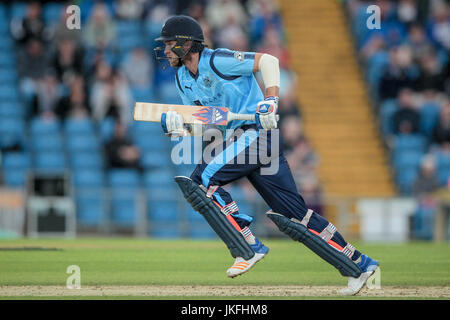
229,113,280,122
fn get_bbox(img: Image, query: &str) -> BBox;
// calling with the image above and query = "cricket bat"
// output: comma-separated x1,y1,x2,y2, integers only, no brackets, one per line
133,102,256,125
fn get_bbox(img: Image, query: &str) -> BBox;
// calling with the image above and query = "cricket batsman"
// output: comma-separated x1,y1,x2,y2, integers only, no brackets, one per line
154,15,379,295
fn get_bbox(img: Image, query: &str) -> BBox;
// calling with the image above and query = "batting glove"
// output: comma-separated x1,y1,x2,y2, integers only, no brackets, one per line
161,110,187,138
255,96,279,130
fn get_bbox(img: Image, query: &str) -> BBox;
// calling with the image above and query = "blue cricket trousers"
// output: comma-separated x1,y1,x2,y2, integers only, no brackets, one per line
190,125,361,261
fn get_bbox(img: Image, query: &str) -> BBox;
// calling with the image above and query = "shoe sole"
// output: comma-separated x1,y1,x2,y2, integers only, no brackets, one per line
339,265,379,296
226,253,267,278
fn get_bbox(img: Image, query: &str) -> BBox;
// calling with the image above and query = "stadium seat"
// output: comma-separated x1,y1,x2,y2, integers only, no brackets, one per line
75,190,106,226
108,168,141,189
392,150,424,170
30,117,61,135
143,169,174,188
70,152,103,169
435,150,450,185
66,134,100,153
0,118,25,149
43,2,64,26
99,117,116,142
34,151,67,171
64,118,96,135
31,134,64,152
419,103,440,137
2,168,30,188
392,134,427,153
110,189,136,227
140,151,170,169
0,102,25,118
412,204,435,240
395,167,419,195
1,152,31,188
73,169,104,188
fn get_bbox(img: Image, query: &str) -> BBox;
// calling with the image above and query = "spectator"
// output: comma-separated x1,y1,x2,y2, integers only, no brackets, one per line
215,18,248,50
397,0,419,26
432,99,450,146
426,1,450,51
280,114,303,153
392,88,421,134
105,122,142,170
205,0,247,32
406,23,433,63
416,48,446,93
298,174,324,216
50,3,83,48
378,45,419,101
121,47,153,89
55,75,89,120
287,135,320,180
115,0,144,20
412,155,441,196
83,3,117,50
51,39,84,86
10,1,48,47
17,39,49,110
248,0,284,47
90,60,132,126
31,70,61,117
256,25,290,69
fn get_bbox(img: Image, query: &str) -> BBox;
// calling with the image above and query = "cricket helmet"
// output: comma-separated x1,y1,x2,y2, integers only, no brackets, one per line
154,15,206,62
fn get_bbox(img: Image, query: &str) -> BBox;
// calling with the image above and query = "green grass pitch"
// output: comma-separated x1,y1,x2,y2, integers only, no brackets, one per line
0,238,449,299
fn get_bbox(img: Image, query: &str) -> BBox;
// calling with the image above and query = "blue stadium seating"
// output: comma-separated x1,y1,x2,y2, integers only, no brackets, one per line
435,151,450,185
396,168,419,194
70,152,103,169
31,134,64,152
1,152,31,188
140,151,169,169
419,103,440,137
143,169,174,187
0,102,25,118
10,2,27,19
0,71,18,85
2,168,30,188
110,189,136,227
0,118,25,149
66,134,100,153
43,2,64,26
392,134,427,153
99,117,116,142
30,117,61,135
392,150,423,170
412,204,435,240
64,118,96,135
108,168,141,189
34,151,67,170
73,169,104,188
75,190,106,226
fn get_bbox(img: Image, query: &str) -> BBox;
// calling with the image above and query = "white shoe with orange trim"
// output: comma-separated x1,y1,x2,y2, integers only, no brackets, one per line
226,238,269,278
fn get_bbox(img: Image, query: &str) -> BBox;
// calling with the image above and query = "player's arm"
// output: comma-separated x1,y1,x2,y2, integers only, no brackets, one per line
253,53,280,129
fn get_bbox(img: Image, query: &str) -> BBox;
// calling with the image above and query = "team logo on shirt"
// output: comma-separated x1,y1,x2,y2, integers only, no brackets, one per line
193,107,228,125
202,76,213,88
234,51,244,62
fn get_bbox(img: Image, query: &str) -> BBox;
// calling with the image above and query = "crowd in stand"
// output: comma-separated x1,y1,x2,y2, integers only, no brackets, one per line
2,1,323,214
346,0,450,197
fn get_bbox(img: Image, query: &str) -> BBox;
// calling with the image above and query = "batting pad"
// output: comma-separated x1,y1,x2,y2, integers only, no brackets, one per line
175,176,255,260
267,211,362,278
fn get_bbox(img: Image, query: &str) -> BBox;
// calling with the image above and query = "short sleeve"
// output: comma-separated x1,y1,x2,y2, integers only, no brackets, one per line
210,48,255,78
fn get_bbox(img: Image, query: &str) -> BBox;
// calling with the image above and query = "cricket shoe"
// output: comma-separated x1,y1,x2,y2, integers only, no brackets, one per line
226,238,269,278
339,254,379,296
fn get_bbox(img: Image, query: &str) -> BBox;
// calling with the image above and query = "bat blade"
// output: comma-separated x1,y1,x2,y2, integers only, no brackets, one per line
133,102,232,125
